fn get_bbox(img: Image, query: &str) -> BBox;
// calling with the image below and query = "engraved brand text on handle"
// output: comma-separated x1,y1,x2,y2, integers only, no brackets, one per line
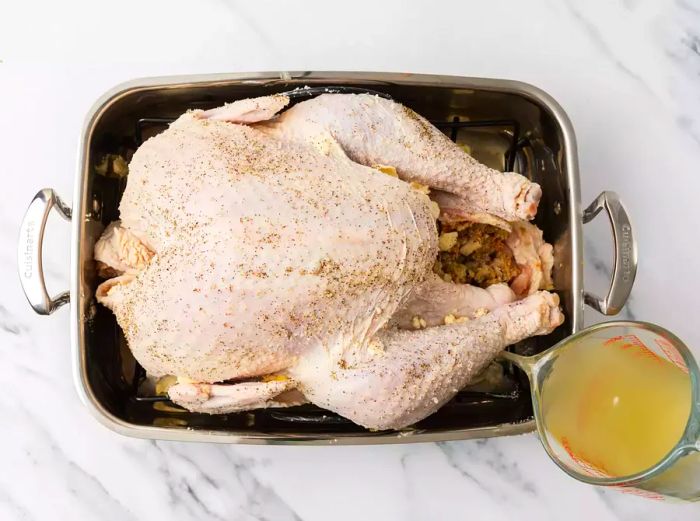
23,220,35,279
620,223,632,282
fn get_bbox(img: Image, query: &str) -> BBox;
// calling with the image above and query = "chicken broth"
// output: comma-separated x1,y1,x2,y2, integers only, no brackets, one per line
541,336,692,477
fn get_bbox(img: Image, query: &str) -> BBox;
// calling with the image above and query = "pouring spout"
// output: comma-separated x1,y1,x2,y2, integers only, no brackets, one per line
498,350,538,379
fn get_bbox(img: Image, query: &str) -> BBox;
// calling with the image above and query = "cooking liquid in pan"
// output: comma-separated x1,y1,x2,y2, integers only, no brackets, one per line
540,335,692,477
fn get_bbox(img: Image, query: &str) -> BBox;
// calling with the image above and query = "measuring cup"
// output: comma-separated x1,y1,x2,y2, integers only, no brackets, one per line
501,321,700,501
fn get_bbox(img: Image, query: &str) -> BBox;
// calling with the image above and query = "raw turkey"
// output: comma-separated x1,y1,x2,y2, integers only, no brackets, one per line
95,93,562,430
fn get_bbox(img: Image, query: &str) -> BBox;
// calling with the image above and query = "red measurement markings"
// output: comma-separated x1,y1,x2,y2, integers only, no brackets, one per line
604,335,663,365
560,436,666,500
613,485,666,501
560,436,610,478
654,337,688,373
605,334,644,348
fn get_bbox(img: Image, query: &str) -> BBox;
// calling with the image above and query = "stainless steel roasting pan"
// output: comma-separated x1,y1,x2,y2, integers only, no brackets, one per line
18,72,637,444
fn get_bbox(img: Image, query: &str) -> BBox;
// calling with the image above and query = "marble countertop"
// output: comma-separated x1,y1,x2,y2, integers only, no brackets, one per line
2,0,700,519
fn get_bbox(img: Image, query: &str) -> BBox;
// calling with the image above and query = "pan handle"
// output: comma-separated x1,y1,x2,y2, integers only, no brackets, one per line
18,189,72,315
582,191,637,315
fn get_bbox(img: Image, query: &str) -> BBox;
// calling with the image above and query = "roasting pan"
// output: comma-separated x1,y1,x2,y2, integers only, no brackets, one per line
18,72,637,444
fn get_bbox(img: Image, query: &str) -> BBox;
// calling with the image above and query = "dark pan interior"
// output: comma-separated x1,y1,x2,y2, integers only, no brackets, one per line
81,76,574,439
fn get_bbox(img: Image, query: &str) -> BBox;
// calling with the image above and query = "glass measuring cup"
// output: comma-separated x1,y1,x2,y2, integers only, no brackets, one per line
501,321,700,501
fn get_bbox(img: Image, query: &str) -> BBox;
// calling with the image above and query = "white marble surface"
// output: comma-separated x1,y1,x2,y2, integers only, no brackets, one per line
2,0,700,519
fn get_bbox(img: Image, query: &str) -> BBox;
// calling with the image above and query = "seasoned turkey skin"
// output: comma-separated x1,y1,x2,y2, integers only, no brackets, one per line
263,93,541,222
105,110,438,382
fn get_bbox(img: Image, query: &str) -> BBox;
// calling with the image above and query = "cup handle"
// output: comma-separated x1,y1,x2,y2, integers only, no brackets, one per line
17,189,72,315
582,191,637,315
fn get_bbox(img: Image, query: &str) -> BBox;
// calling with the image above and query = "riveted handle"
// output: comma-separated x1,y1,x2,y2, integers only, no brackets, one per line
582,191,637,315
18,189,72,315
